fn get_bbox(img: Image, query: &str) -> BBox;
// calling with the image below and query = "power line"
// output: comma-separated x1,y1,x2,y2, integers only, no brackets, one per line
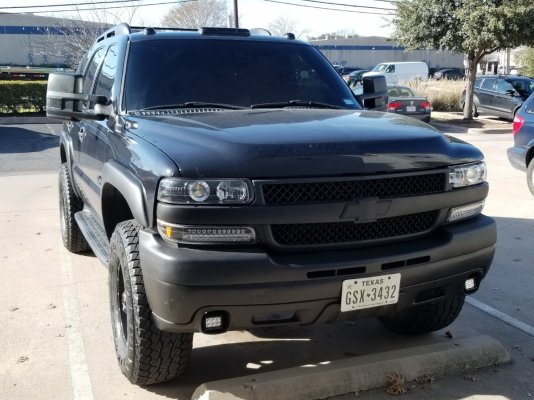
0,0,193,12
263,0,394,15
298,0,395,11
1,0,193,14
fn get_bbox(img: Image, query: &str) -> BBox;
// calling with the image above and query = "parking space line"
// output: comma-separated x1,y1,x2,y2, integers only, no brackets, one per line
467,296,534,337
58,236,94,400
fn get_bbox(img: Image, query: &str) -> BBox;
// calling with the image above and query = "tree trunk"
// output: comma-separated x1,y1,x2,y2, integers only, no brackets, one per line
463,53,478,120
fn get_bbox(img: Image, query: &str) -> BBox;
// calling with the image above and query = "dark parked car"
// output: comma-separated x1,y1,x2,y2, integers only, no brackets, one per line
46,24,495,386
434,68,465,80
386,85,431,122
507,92,534,195
344,69,369,86
461,75,534,120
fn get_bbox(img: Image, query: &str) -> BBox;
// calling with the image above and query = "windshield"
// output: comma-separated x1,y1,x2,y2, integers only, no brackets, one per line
124,39,360,111
372,64,387,72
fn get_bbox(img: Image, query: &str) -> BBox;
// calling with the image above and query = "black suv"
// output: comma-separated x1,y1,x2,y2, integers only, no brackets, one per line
46,24,496,386
462,75,534,120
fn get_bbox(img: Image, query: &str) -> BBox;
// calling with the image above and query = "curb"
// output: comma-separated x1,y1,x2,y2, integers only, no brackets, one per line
0,116,59,125
191,335,510,400
467,127,511,135
429,122,469,133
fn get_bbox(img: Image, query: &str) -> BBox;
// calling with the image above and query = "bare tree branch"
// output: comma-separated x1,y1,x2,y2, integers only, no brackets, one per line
161,0,227,29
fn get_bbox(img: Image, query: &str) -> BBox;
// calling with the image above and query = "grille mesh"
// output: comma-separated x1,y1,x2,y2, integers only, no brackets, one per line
262,173,446,205
271,211,439,246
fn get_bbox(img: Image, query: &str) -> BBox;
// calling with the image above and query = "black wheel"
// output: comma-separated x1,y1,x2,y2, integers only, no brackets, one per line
527,158,534,196
378,294,465,334
59,163,89,253
109,220,193,385
463,100,478,118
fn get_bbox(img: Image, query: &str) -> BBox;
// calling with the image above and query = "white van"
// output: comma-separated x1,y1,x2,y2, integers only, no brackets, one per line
365,62,429,84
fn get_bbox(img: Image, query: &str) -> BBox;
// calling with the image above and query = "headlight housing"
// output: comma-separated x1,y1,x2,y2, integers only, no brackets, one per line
157,221,257,244
158,178,254,205
449,162,487,188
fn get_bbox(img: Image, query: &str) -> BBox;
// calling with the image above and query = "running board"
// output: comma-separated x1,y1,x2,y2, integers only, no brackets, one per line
75,210,110,266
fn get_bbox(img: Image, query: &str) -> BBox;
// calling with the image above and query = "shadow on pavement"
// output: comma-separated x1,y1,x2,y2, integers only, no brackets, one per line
0,126,59,154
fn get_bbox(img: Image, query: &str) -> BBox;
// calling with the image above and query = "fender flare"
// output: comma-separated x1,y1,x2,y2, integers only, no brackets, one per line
102,161,149,228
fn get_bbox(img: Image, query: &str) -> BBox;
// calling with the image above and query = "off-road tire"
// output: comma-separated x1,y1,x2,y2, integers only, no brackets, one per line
378,294,465,334
109,220,193,385
59,163,89,253
526,158,534,196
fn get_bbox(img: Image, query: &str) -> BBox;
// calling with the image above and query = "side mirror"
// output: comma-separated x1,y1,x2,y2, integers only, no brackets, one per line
355,74,388,110
505,89,516,97
46,72,109,121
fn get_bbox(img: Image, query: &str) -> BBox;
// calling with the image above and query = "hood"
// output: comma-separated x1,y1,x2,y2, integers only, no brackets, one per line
127,109,482,178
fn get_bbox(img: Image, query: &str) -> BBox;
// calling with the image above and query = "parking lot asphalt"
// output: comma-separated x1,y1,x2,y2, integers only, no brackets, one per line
1,120,533,400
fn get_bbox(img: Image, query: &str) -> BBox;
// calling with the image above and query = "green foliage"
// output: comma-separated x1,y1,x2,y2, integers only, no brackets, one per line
395,0,534,57
516,48,534,77
0,81,47,114
394,0,534,118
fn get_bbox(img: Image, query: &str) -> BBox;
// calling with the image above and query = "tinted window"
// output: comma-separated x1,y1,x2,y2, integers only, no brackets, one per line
509,79,534,96
525,94,534,113
83,47,105,94
94,44,118,99
481,78,496,90
495,79,514,94
386,64,395,73
124,39,359,111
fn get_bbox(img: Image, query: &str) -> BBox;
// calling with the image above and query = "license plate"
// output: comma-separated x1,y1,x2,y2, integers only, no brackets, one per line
341,273,401,312
406,106,417,112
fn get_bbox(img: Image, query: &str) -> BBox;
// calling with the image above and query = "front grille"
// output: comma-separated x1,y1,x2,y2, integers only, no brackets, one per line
271,211,439,246
262,173,446,205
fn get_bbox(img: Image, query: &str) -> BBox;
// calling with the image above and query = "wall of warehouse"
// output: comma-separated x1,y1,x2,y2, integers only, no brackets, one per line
311,37,465,71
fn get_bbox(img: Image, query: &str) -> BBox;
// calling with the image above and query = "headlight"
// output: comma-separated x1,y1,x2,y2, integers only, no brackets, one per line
449,162,487,188
158,178,254,204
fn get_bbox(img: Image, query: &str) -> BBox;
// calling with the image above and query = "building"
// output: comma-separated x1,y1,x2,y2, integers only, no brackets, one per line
0,13,107,67
310,37,465,73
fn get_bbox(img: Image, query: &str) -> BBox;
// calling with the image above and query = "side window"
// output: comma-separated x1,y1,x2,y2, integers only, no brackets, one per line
82,47,105,94
474,78,482,88
481,78,496,90
495,79,514,94
93,44,118,99
386,64,395,73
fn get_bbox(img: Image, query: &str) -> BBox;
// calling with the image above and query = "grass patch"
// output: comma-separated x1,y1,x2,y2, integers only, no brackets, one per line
408,80,465,112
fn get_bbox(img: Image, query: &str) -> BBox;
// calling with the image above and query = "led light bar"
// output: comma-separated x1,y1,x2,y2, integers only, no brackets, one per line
157,221,256,244
447,200,485,223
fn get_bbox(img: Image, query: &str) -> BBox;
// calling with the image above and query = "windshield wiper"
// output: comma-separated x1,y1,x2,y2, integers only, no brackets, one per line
141,102,245,111
250,100,345,109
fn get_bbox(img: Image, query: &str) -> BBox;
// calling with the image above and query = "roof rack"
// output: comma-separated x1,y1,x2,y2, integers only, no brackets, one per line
94,23,197,44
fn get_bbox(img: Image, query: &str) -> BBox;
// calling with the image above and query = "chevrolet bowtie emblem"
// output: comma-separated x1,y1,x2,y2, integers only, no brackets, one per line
340,199,392,223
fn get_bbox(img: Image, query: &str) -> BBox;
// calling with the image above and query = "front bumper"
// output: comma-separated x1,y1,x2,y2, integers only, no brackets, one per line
139,215,496,333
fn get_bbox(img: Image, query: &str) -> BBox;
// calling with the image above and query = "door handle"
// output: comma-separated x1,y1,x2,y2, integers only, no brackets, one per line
78,128,86,141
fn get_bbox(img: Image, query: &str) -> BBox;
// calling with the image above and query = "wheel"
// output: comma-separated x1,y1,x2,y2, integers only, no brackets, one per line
527,158,534,196
378,294,465,334
59,163,89,253
109,220,193,385
463,100,478,118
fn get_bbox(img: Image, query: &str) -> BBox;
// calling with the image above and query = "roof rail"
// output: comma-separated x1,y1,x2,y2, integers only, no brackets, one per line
96,23,131,43
129,26,197,33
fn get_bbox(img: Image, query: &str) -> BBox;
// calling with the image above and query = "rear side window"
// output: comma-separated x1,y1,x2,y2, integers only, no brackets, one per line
474,78,482,88
93,44,118,99
481,78,496,90
82,47,105,94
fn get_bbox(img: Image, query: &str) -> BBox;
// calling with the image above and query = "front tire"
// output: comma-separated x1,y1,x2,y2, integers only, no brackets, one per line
109,220,193,385
59,163,89,253
378,294,465,334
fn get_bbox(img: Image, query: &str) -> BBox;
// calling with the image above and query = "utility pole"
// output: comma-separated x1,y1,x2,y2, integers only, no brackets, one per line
233,0,239,28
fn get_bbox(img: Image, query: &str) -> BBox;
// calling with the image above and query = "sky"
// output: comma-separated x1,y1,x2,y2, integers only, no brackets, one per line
0,0,395,38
